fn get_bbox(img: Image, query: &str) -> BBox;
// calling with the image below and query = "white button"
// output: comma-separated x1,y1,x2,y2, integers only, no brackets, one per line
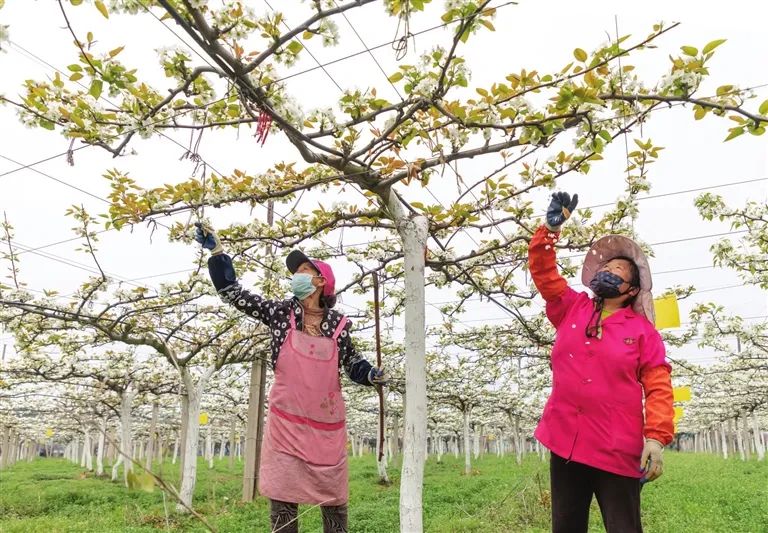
585,341,590,345
572,324,576,329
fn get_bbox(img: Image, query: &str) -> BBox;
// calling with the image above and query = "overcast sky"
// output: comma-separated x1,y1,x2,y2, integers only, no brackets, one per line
0,0,766,367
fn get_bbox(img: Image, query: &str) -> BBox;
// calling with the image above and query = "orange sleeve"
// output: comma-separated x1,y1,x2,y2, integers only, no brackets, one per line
640,365,675,445
528,225,567,301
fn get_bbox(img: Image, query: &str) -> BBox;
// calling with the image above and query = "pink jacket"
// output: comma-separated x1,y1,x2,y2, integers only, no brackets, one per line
530,226,672,478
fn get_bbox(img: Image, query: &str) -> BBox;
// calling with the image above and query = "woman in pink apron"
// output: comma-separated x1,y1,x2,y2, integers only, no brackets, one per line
528,193,674,533
195,224,387,533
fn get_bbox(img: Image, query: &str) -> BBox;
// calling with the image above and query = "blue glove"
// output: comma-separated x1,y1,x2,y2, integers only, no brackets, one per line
368,367,388,386
545,192,579,231
193,222,223,254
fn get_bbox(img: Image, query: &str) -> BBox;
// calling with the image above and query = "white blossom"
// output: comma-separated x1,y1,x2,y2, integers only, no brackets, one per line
0,25,9,52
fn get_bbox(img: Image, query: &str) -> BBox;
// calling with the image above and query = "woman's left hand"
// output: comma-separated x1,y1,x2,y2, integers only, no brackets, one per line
368,367,389,386
640,438,664,483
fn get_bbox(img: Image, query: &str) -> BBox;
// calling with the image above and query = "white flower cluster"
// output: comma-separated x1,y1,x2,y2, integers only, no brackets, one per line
275,94,305,128
608,67,645,94
187,0,208,9
307,106,338,130
0,25,9,52
211,2,257,41
658,69,702,96
317,18,339,47
413,76,438,97
444,124,469,150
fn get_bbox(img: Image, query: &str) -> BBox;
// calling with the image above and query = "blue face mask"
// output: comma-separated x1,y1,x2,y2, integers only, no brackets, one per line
291,273,317,300
589,270,631,299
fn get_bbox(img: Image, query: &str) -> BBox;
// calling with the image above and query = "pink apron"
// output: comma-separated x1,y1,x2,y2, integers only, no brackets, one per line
258,310,349,505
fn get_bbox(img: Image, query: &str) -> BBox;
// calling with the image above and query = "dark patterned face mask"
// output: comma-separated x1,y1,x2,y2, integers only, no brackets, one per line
589,271,630,299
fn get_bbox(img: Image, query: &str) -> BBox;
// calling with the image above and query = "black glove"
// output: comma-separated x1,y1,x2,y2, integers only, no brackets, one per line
545,192,579,231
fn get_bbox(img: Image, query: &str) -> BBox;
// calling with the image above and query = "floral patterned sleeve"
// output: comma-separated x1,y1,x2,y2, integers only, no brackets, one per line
208,254,279,328
336,319,374,386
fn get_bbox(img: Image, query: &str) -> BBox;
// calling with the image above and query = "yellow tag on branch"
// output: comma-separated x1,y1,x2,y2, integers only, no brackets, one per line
199,412,209,426
654,295,681,330
45,428,54,438
673,386,691,402
673,406,684,422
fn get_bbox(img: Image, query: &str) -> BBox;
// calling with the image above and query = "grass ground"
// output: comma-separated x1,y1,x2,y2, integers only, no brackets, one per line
0,452,766,532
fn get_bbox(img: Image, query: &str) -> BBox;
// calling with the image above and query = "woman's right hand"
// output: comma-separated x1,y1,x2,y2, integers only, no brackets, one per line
545,192,579,231
194,222,224,255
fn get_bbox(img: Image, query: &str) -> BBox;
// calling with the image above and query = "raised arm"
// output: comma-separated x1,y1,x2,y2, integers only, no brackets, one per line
195,223,278,327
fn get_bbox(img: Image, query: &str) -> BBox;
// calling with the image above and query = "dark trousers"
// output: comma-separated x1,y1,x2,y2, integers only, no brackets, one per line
269,499,348,533
550,452,642,533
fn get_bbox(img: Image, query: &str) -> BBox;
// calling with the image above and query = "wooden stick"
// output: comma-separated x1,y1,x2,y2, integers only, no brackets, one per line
372,271,385,462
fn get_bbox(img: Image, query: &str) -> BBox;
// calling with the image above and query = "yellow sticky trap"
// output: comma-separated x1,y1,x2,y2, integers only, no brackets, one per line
673,386,691,402
654,295,681,330
199,412,209,426
45,428,53,438
673,407,684,422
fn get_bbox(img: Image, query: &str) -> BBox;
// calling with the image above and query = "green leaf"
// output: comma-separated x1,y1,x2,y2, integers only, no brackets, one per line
287,40,303,55
724,126,744,142
302,30,314,40
108,46,125,58
94,0,108,18
388,72,404,83
758,99,768,116
702,39,726,55
69,72,84,82
70,0,83,5
67,64,83,72
479,19,495,32
0,0,5,9
694,107,706,120
41,120,56,130
89,79,103,99
681,46,698,56
573,48,588,62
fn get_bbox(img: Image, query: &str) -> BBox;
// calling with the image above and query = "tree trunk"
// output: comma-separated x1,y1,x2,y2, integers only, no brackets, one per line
242,202,273,502
206,424,214,469
463,407,472,475
95,417,106,476
377,392,389,484
172,435,179,465
720,422,729,459
177,366,214,513
229,416,237,470
391,412,400,456
473,424,481,460
752,411,765,461
145,402,159,471
392,200,429,533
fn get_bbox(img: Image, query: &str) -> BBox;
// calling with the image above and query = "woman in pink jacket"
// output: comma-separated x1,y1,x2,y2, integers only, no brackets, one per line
529,192,674,533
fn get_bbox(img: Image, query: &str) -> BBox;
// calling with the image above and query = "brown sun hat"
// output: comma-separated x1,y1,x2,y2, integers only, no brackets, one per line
581,234,655,323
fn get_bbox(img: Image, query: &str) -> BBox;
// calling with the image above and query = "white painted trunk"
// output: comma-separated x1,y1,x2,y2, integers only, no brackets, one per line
172,436,179,464
79,435,86,468
111,454,124,481
207,425,214,469
463,408,472,475
350,433,357,457
393,203,429,533
720,422,729,459
735,416,746,461
377,392,389,484
96,417,106,476
752,411,765,461
84,431,93,471
473,424,481,460
229,417,237,469
119,387,136,486
497,429,504,457
453,435,459,458
219,434,226,460
177,366,214,513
